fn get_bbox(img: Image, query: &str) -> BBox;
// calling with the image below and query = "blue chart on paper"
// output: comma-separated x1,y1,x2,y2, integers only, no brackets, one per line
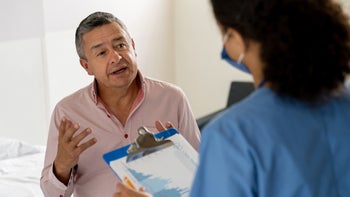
126,145,196,197
129,168,188,197
104,129,198,197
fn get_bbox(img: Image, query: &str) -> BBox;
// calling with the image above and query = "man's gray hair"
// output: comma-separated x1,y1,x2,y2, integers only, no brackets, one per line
75,11,130,60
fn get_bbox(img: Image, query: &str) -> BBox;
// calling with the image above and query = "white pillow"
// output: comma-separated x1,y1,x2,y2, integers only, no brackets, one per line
0,138,43,160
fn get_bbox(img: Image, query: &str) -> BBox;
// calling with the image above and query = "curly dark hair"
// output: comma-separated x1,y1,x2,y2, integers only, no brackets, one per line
211,0,350,102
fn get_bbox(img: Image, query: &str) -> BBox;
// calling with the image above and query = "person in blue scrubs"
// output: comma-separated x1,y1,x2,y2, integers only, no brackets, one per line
190,0,350,196
114,0,350,196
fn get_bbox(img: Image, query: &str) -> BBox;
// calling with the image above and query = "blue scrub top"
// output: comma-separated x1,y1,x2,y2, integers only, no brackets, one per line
190,87,350,197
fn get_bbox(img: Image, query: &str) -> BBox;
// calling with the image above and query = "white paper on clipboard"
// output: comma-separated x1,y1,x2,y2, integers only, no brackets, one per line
103,127,198,197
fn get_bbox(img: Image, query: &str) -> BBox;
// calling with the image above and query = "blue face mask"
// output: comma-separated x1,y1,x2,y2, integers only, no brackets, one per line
221,47,250,74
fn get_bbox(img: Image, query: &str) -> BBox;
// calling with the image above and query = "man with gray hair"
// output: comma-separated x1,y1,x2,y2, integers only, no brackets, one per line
40,11,200,197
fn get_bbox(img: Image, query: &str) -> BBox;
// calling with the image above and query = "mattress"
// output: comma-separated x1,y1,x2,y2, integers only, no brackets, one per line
0,138,45,197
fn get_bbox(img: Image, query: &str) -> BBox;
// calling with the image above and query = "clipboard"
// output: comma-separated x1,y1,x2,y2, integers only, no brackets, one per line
103,126,198,197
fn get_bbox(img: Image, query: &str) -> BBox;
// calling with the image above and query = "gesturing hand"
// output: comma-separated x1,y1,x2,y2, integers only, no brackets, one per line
155,120,174,132
53,117,97,185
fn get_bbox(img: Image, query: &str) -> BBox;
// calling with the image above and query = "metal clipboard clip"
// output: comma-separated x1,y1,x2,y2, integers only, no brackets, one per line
126,126,174,163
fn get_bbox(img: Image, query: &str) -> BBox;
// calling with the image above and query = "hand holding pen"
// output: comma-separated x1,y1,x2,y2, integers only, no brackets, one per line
114,180,152,197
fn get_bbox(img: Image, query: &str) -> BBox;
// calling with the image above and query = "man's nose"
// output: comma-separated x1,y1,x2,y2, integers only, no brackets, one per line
110,50,122,64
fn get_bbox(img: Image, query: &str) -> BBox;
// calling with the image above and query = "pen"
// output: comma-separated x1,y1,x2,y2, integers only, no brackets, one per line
123,176,136,189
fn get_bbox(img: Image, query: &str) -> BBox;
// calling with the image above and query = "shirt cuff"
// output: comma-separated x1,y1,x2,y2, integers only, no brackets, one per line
48,164,75,191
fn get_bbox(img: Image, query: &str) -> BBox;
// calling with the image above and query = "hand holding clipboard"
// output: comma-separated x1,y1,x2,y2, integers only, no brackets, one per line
103,126,198,197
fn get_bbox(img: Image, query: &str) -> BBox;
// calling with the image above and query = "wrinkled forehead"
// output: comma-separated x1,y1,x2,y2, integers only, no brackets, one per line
88,22,130,38
82,22,131,47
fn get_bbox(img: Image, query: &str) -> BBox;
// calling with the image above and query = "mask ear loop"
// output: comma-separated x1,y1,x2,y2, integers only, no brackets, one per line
223,32,230,43
237,53,245,64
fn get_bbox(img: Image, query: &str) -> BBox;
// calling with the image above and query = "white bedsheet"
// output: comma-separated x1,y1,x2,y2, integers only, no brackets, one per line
0,138,45,197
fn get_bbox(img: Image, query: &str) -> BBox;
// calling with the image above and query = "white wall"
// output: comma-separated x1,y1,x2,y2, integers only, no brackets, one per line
2,0,349,145
0,0,48,145
0,0,174,145
174,0,252,118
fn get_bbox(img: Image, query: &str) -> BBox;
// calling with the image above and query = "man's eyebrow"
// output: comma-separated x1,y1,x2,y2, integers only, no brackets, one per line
112,36,127,43
90,43,104,52
90,36,127,52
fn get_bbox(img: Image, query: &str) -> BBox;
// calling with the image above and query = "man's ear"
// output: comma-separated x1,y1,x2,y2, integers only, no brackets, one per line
131,38,137,57
80,58,93,75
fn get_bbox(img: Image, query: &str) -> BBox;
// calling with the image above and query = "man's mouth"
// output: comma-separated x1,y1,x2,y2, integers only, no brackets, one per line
111,67,127,75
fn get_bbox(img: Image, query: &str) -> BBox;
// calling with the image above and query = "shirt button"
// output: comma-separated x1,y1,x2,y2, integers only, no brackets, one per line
124,134,128,139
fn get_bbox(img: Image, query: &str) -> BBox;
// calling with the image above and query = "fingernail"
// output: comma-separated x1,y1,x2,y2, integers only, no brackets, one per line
73,123,79,129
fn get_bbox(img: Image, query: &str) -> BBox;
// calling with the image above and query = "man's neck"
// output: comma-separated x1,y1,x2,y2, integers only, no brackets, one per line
96,77,141,125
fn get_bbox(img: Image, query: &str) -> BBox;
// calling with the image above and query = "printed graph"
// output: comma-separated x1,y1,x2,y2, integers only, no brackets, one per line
126,145,196,197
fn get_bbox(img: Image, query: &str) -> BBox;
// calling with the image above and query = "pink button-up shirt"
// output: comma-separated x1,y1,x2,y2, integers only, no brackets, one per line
40,72,200,197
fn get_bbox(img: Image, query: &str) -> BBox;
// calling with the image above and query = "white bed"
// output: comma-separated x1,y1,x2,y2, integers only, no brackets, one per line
0,138,45,197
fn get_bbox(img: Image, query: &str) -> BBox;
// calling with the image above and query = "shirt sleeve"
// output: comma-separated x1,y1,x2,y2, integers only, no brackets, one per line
190,119,256,197
176,88,201,151
40,164,75,197
40,107,75,197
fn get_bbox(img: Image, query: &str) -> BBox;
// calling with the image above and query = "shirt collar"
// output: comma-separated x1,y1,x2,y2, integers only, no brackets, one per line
89,70,145,105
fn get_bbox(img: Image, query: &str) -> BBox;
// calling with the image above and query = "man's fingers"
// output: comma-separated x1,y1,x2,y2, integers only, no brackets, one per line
70,128,93,147
64,122,80,141
75,137,96,154
55,118,96,177
164,121,174,129
155,120,166,131
58,117,68,139
155,120,174,132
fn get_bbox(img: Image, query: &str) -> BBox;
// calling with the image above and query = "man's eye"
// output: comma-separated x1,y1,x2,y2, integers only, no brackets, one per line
97,51,106,56
117,43,127,49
